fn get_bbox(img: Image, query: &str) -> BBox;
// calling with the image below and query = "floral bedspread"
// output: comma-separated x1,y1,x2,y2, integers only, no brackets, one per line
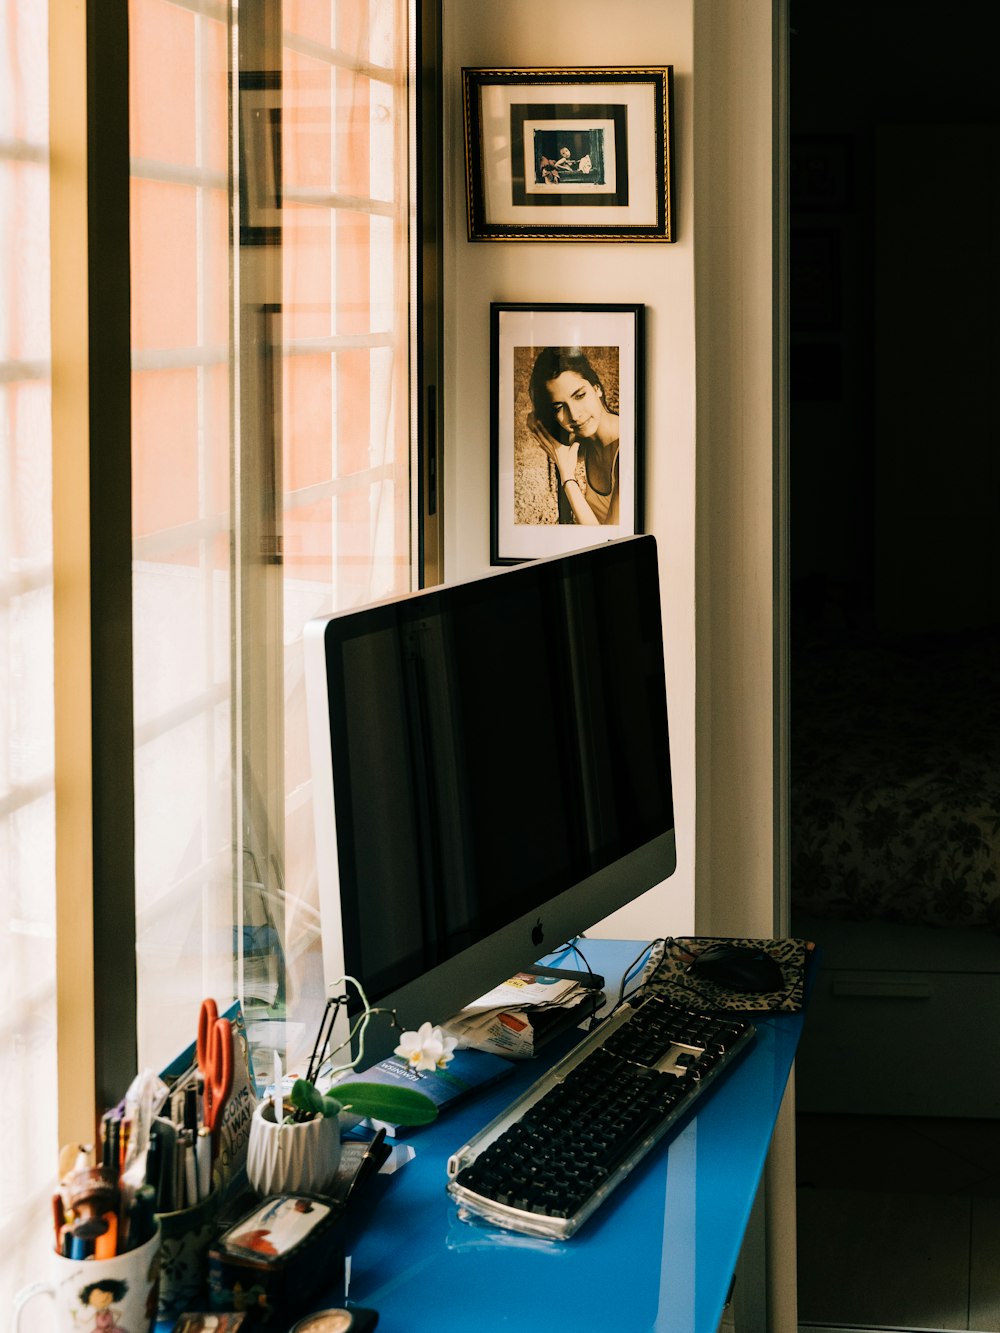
790,627,1000,931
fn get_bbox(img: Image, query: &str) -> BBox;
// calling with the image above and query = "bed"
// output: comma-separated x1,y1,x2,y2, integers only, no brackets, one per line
789,623,1000,1118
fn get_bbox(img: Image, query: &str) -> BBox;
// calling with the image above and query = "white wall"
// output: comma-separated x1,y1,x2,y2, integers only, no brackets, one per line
441,7,793,1325
692,1,786,942
442,0,699,940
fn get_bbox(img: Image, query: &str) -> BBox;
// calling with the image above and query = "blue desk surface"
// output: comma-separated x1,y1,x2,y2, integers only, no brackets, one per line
317,940,803,1333
158,942,802,1333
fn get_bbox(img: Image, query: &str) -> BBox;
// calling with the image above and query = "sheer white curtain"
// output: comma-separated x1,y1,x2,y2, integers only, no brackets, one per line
0,0,57,1311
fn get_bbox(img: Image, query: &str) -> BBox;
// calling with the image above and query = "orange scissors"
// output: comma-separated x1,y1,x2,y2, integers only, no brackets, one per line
197,998,233,1154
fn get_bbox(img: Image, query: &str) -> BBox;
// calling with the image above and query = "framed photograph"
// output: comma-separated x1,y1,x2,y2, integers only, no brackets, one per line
463,68,674,242
239,72,282,246
490,303,645,565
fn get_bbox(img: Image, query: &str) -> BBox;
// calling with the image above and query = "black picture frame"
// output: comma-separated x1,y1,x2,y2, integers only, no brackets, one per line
239,71,282,247
490,303,645,566
464,68,674,242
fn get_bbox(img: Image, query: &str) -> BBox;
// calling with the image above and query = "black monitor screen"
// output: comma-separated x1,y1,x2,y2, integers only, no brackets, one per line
316,536,674,1007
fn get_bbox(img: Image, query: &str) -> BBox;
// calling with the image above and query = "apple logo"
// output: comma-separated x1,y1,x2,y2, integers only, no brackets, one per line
531,917,544,947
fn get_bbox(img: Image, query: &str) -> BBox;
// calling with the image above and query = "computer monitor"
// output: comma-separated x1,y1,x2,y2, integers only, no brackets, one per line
304,534,675,1064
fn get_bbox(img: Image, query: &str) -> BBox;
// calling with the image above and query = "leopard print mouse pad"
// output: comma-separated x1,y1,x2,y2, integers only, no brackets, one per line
637,935,813,1012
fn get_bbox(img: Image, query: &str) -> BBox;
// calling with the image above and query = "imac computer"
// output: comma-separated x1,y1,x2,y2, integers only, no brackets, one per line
304,534,675,1064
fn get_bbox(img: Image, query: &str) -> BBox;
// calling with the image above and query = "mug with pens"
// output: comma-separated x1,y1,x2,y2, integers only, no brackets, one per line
16,994,254,1330
13,1142,162,1333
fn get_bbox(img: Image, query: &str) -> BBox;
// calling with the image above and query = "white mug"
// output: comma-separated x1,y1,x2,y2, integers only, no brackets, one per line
12,1222,161,1333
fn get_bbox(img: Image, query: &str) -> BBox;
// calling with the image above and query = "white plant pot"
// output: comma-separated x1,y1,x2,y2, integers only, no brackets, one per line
246,1099,342,1196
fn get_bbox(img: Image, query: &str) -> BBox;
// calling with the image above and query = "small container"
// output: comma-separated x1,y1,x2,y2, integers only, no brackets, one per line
246,1100,342,1196
156,1185,222,1318
289,1310,379,1332
173,1316,247,1332
12,1220,161,1333
207,1194,344,1326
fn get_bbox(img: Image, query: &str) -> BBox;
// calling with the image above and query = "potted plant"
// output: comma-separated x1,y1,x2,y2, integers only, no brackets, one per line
246,1018,455,1197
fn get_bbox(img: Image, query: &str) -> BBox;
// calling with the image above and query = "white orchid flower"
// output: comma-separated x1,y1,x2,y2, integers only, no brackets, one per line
395,1021,458,1072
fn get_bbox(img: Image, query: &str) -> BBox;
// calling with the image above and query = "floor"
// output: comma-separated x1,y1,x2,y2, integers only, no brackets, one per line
796,1114,1000,1331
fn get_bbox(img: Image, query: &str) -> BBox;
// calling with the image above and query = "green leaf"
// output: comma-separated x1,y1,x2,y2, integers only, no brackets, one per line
334,1081,438,1126
290,1078,341,1120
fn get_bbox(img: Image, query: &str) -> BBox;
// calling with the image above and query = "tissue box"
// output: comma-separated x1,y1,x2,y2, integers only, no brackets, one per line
207,1193,344,1325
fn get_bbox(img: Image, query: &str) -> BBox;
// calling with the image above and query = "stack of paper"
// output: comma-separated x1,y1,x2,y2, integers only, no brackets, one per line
446,971,603,1059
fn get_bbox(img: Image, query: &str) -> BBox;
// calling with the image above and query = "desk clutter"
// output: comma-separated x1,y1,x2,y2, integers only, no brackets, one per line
22,996,381,1331
23,940,807,1328
29,991,401,1330
443,967,606,1058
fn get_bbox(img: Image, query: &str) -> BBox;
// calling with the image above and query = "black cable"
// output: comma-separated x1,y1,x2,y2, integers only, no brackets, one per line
609,936,669,1018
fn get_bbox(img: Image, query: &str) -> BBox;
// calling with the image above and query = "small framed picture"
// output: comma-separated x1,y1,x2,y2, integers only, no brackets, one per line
463,68,674,242
490,303,645,565
239,72,282,246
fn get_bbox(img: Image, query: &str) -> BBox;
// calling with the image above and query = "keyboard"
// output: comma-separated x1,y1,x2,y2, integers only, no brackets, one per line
446,993,755,1239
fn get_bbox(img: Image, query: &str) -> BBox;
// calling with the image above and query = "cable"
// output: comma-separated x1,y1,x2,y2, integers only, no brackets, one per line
608,937,668,1018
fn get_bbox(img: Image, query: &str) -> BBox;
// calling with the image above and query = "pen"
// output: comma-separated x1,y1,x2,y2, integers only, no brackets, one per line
52,1193,66,1253
145,1129,161,1194
118,1119,132,1173
100,1113,112,1169
196,1126,212,1202
175,1132,185,1211
68,1215,108,1260
95,1211,118,1260
108,1114,121,1180
119,1117,131,1173
124,1185,156,1251
152,1117,177,1211
69,1232,95,1260
180,1129,197,1208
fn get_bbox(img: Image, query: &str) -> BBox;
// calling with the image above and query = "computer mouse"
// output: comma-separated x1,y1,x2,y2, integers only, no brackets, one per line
688,943,785,994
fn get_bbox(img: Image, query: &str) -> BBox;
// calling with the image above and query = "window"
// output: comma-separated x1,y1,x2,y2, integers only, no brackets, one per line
0,1,424,1300
129,0,417,1074
0,0,56,1306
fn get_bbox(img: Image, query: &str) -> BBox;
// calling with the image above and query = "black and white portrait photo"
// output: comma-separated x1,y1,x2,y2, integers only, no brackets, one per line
490,305,645,565
515,344,621,526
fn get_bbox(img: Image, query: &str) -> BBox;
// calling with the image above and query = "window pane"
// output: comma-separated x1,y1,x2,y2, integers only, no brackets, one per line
263,0,414,1061
130,0,234,1069
0,0,56,1310
131,0,414,1079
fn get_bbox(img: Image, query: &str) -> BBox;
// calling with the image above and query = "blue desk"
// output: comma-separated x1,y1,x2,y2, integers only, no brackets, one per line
322,940,803,1333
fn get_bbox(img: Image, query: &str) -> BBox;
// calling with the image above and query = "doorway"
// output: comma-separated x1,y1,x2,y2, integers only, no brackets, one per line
789,2,1000,1327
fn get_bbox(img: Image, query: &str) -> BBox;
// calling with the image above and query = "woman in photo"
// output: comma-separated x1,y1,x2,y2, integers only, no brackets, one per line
526,346,620,525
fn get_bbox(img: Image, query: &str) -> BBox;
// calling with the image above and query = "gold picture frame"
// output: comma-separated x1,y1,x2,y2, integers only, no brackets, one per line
463,67,675,242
